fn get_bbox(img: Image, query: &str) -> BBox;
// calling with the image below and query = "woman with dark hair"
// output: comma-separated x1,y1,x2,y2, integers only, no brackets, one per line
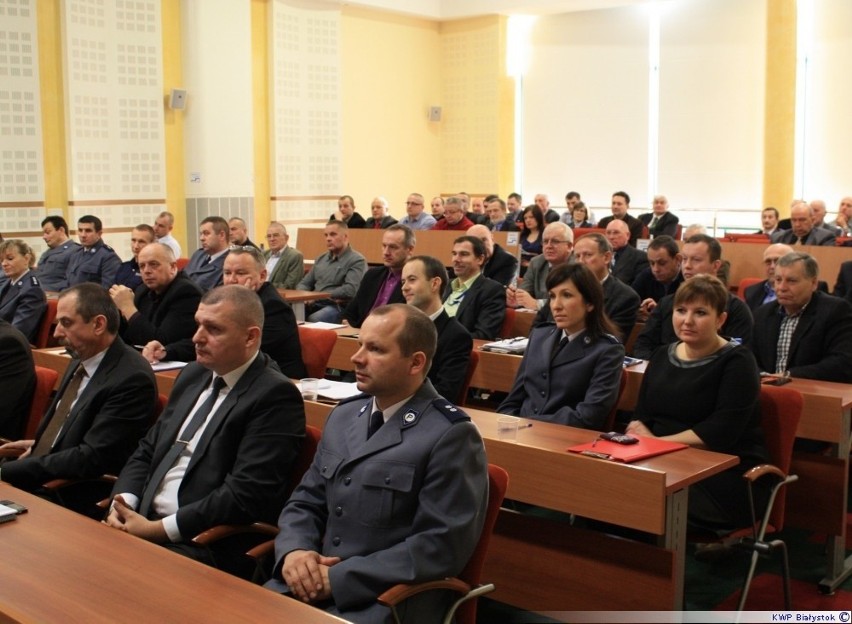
518,205,544,277
565,202,595,228
0,239,47,343
627,275,769,534
498,263,624,428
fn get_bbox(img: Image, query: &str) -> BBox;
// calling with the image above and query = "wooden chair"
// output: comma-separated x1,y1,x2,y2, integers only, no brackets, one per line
737,277,763,301
33,298,58,349
377,464,509,624
603,368,628,432
298,325,338,378
692,385,802,611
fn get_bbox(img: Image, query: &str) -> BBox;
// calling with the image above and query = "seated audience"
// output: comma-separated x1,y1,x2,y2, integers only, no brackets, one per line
184,216,230,291
328,195,366,229
401,256,472,404
631,235,684,321
499,263,624,428
519,205,544,276
228,217,260,249
638,195,680,238
153,210,182,259
0,239,47,343
0,319,36,440
342,225,413,328
37,215,79,291
634,235,753,359
742,243,794,312
486,197,519,232
607,219,649,285
561,201,594,228
264,222,304,290
443,236,505,340
771,201,835,246
265,304,487,623
534,194,561,224
757,207,780,237
364,197,397,229
597,192,644,247
398,193,436,230
507,192,523,222
106,285,305,577
834,260,852,303
468,196,490,225
111,243,203,359
114,224,155,290
508,221,573,312
809,199,838,235
66,215,122,288
431,196,473,231
467,224,518,287
297,221,367,323
0,284,156,492
430,196,445,221
750,252,852,383
829,197,852,236
627,275,769,534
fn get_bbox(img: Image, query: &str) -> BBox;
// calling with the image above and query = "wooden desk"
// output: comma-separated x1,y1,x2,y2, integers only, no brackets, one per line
0,483,348,623
277,289,330,321
304,401,736,611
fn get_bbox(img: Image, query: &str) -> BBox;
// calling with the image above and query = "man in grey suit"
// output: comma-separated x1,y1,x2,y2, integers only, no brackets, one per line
184,216,230,291
266,304,487,624
771,201,836,246
264,222,304,290
509,221,574,313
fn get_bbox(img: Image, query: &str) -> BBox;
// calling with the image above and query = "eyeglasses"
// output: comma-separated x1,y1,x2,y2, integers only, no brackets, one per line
229,245,258,252
405,201,423,206
543,238,570,246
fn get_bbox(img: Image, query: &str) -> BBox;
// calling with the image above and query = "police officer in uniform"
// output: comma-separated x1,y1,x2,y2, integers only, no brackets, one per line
37,215,80,292
0,239,47,343
66,215,121,289
267,304,487,624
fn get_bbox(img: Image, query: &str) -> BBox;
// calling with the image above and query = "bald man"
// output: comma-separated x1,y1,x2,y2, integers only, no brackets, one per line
467,224,518,287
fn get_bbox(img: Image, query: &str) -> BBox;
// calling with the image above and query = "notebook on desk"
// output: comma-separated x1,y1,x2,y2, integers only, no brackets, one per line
481,337,528,354
567,436,688,463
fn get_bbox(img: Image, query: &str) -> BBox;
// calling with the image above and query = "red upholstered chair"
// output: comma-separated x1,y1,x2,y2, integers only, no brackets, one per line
297,325,338,379
727,233,770,244
377,464,510,624
33,298,58,349
25,365,59,439
498,307,516,339
572,227,606,240
737,277,763,301
175,257,190,271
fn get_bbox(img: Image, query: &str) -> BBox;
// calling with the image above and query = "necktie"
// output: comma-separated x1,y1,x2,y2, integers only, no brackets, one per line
33,366,87,457
551,335,569,361
201,255,211,266
373,220,382,229
368,410,384,439
138,376,227,517
649,216,659,230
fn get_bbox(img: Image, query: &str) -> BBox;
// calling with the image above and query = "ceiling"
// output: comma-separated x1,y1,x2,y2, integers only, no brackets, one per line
338,0,655,21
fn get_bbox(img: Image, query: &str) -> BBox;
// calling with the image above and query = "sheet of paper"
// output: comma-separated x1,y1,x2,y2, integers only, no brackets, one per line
151,361,188,372
302,321,346,330
296,380,361,400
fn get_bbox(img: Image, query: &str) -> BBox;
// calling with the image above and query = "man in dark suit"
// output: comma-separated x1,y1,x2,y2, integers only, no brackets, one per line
106,285,305,575
757,207,781,237
634,235,754,359
771,201,835,246
110,243,203,357
485,197,519,232
467,224,518,287
834,260,852,303
742,243,794,312
364,197,398,229
329,195,366,229
443,236,505,340
750,253,852,383
402,255,472,404
228,217,261,250
266,305,487,623
534,194,561,224
113,225,155,290
184,216,230,291
597,191,644,247
0,283,156,491
631,235,684,321
0,319,35,440
342,225,413,328
605,219,649,285
638,195,680,238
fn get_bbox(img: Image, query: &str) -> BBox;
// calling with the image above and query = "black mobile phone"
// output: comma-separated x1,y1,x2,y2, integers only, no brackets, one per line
600,432,639,445
764,376,792,386
0,500,28,514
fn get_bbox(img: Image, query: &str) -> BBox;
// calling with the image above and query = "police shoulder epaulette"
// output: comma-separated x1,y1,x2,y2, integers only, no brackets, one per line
29,275,40,286
337,392,370,406
431,398,471,424
602,333,621,344
102,243,115,251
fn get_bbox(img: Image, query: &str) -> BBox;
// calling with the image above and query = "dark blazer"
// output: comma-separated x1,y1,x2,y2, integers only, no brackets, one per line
330,212,366,229
630,268,683,304
491,220,519,232
744,279,829,312
112,353,305,540
834,261,852,303
342,266,405,328
1,338,156,491
498,325,624,429
444,274,506,340
0,320,35,439
598,214,645,247
0,272,47,343
483,244,519,287
430,311,473,404
634,292,754,360
750,291,852,383
771,227,836,246
611,245,649,286
183,249,228,291
121,272,203,352
364,216,398,229
638,212,680,238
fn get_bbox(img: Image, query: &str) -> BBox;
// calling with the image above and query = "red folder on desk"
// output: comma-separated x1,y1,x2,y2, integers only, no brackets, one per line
567,436,688,463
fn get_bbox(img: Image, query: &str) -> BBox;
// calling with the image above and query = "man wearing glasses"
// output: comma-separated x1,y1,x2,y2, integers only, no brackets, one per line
398,193,436,231
742,243,794,312
507,221,574,311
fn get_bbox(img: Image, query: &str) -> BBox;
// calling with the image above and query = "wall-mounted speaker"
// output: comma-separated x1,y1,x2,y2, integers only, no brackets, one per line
429,106,442,122
169,88,187,110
